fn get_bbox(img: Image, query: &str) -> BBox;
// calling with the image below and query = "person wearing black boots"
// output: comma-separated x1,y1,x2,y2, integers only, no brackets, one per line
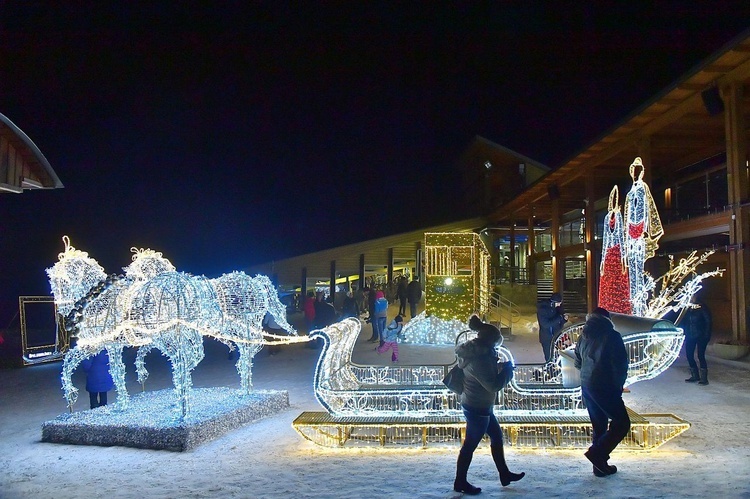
682,299,712,385
574,307,630,477
453,315,525,495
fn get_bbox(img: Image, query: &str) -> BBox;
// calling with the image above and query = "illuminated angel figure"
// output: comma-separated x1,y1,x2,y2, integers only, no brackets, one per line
623,157,663,316
598,186,631,314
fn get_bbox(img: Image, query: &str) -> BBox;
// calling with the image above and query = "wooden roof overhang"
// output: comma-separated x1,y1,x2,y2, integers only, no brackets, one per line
0,113,63,193
489,30,750,226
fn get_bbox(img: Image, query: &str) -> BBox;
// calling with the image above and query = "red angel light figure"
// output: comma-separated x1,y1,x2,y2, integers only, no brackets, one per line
623,157,663,317
598,185,631,314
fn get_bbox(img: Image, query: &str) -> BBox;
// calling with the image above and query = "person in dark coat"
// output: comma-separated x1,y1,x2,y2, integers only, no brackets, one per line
574,307,630,477
341,290,359,319
452,315,525,494
682,299,712,385
81,350,114,409
397,276,408,316
364,286,377,341
406,277,422,319
536,292,568,362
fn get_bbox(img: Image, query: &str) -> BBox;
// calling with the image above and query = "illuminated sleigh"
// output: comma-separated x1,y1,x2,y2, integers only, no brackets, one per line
293,315,690,449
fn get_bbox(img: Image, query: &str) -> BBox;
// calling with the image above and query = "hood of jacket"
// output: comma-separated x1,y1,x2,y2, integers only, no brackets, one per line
582,313,614,338
455,338,494,369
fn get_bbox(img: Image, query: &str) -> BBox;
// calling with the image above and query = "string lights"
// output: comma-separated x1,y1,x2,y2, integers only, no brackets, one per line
623,157,664,316
48,237,303,418
424,232,490,322
295,316,690,448
599,185,631,314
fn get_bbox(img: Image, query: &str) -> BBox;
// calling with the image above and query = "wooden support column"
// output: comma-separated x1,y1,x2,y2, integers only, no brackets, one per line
551,196,561,293
359,254,365,291
585,171,597,313
723,82,749,343
509,219,516,284
528,214,536,284
329,260,336,303
301,267,308,304
415,241,423,283
387,248,394,285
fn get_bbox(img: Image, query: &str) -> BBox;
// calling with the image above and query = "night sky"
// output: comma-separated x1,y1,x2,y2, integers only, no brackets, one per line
1,3,749,323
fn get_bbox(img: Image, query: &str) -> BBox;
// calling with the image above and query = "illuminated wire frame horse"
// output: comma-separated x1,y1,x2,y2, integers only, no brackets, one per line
129,271,302,416
293,315,691,449
48,238,134,411
49,238,302,417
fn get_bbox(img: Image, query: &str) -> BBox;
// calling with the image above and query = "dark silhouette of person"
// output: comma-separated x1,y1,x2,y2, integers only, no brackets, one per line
682,299,712,385
407,277,422,319
312,292,337,348
341,290,359,319
536,292,568,362
574,307,630,477
453,315,525,494
397,276,408,316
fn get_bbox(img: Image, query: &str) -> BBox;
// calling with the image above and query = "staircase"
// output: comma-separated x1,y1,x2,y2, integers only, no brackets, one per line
488,292,520,341
536,279,587,314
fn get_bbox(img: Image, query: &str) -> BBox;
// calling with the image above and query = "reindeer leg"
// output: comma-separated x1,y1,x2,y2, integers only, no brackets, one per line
61,347,90,412
106,344,129,410
238,345,254,394
135,345,153,391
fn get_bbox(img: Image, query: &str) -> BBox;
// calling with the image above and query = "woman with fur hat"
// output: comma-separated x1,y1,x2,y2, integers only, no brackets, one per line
574,307,630,477
452,315,525,495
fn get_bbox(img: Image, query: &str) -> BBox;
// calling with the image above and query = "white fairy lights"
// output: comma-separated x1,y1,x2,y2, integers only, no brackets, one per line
48,237,303,418
623,157,664,316
307,315,684,418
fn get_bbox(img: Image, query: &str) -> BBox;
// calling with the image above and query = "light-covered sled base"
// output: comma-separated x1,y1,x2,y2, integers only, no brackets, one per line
293,408,689,450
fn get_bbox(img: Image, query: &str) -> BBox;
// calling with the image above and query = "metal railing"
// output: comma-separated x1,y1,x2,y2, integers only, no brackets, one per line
488,292,520,337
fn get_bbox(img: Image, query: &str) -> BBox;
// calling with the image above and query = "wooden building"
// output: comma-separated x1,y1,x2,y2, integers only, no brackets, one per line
0,113,63,193
251,29,750,344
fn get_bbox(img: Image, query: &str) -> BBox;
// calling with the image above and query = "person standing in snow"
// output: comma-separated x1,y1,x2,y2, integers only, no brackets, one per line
453,315,525,495
81,350,114,409
574,307,630,477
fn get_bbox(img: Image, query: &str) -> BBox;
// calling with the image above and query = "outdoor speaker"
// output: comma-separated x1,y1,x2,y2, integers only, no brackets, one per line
701,87,724,116
548,184,560,200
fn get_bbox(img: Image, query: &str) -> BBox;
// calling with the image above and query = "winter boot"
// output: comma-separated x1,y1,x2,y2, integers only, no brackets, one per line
698,368,709,385
593,464,618,477
454,450,482,495
585,448,615,476
685,368,699,383
490,445,525,487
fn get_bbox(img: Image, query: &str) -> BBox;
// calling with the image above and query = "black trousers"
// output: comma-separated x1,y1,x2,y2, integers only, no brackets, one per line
89,391,108,409
685,334,709,369
581,385,631,458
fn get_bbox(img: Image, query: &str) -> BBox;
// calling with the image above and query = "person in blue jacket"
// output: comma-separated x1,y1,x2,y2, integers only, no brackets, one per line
81,350,114,409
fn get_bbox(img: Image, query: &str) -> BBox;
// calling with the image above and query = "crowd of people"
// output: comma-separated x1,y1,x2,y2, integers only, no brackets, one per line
297,275,423,356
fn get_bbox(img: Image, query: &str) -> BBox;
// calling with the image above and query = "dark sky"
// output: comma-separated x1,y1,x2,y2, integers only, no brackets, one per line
1,3,749,323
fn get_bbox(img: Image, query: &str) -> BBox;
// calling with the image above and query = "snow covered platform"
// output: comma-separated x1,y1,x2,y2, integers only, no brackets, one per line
41,387,289,451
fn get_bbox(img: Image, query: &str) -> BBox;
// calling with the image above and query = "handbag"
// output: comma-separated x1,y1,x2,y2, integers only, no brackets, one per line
442,364,464,395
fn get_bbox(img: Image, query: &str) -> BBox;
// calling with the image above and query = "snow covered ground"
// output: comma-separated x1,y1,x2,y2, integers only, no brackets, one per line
1,308,749,498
